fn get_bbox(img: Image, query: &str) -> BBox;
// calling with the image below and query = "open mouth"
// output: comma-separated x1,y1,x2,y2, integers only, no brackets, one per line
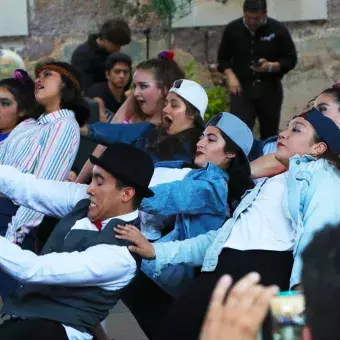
89,200,97,207
163,115,173,128
35,84,44,91
137,99,146,106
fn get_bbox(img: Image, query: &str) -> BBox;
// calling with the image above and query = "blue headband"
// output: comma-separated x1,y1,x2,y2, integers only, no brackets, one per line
302,108,340,152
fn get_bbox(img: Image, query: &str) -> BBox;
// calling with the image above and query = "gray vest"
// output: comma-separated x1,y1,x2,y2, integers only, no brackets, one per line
1,199,140,332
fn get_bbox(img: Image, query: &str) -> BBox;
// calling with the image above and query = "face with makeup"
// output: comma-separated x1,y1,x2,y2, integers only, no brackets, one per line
133,69,164,117
0,87,21,134
314,93,340,126
35,69,63,110
195,126,234,169
275,117,327,167
162,92,195,135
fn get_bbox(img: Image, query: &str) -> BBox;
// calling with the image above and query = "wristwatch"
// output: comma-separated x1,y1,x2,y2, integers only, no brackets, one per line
268,62,273,73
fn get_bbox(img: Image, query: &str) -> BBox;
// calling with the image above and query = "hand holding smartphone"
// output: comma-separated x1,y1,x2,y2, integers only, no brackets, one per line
250,59,263,67
270,291,305,340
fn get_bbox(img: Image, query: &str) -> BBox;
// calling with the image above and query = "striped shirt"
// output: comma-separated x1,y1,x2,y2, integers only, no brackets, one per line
0,109,80,244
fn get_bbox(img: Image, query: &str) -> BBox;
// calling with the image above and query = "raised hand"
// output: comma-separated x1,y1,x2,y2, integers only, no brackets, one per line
200,272,279,340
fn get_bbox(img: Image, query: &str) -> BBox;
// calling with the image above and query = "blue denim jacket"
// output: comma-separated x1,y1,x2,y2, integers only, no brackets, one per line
141,160,230,296
152,155,340,289
87,122,194,163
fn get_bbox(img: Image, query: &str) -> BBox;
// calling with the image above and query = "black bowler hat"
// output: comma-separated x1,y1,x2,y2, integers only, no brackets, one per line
90,143,154,198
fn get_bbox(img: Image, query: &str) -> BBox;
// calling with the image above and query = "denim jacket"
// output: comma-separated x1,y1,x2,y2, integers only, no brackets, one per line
152,155,340,289
86,122,195,163
141,160,230,296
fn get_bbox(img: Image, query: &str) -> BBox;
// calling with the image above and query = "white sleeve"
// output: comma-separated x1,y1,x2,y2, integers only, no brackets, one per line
0,165,89,218
0,236,136,291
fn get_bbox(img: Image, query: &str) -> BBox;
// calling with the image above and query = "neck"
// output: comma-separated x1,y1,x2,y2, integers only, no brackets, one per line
108,82,124,102
44,102,61,115
147,106,163,126
0,126,15,134
106,205,135,221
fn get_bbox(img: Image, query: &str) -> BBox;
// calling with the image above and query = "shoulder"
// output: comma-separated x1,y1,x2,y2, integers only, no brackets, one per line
7,118,37,136
228,17,243,27
224,18,243,31
72,42,90,56
189,163,229,182
292,157,340,185
88,82,107,92
86,82,107,97
266,17,291,33
46,113,80,136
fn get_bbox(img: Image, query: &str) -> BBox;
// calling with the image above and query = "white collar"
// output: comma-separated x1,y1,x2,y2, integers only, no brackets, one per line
243,16,267,35
101,209,139,228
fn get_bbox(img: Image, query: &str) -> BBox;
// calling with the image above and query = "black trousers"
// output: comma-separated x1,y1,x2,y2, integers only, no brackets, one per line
121,271,173,339
0,318,69,340
156,248,293,340
230,79,283,139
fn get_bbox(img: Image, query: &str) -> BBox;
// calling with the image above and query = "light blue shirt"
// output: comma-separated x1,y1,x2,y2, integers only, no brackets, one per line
151,155,340,288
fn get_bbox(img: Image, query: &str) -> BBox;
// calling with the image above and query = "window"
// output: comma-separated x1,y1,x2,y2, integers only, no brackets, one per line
0,0,28,36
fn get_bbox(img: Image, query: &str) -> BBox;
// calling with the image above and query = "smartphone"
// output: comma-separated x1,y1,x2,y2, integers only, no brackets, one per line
270,291,305,340
250,59,263,67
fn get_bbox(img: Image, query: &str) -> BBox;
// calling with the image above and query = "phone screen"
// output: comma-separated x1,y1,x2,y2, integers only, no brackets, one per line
270,291,305,340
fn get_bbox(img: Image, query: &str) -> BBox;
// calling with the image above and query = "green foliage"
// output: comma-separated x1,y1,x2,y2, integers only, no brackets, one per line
184,60,196,81
151,0,191,19
183,59,229,122
205,86,230,122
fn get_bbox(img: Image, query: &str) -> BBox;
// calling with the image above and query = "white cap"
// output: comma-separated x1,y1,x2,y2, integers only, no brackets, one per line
169,79,208,120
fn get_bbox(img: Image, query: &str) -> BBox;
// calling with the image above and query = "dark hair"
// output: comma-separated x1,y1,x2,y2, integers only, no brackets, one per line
243,0,267,12
302,224,340,340
34,75,91,126
319,87,340,107
221,131,254,210
147,126,203,162
99,19,131,46
0,72,37,124
130,56,185,119
106,52,132,91
115,179,142,210
313,130,340,172
146,97,203,161
59,76,91,126
181,97,205,128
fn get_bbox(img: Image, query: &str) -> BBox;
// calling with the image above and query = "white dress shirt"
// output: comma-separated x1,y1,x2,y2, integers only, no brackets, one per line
0,165,138,340
225,173,294,251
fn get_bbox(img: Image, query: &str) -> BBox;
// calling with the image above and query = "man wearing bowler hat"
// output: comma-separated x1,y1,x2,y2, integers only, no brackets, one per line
0,143,154,340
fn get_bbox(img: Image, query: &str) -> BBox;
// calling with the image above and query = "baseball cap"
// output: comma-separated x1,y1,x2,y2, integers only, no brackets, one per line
169,79,208,120
207,112,254,158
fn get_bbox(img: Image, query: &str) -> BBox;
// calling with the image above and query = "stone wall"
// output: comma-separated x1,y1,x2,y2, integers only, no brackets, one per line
1,0,340,129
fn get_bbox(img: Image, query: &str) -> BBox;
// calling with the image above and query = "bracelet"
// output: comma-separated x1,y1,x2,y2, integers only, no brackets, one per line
268,62,273,73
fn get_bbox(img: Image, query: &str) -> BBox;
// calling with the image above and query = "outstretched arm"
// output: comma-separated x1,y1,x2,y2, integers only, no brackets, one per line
0,165,88,218
0,236,136,288
250,153,286,179
115,224,217,275
142,173,228,216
